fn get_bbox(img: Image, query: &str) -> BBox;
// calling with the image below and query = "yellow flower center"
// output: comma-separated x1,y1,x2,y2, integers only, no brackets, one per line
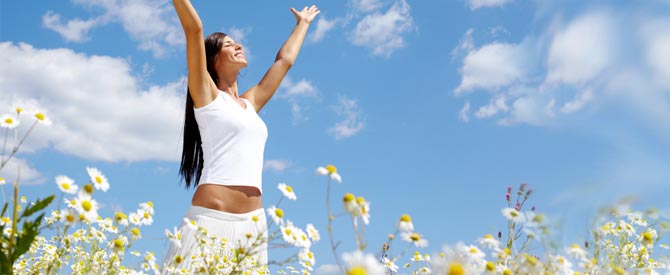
60,183,71,190
343,193,355,202
643,231,654,243
143,212,150,219
307,252,313,259
325,164,337,174
130,228,141,236
114,212,127,221
410,233,420,242
16,107,23,114
174,255,183,264
503,269,512,275
509,211,518,217
4,118,12,124
469,247,478,254
503,248,511,255
284,228,292,235
570,243,580,249
532,214,544,223
82,201,92,212
66,214,75,223
613,267,625,275
347,266,367,275
84,184,94,194
95,176,103,184
286,186,293,193
114,239,124,250
246,233,253,239
483,234,493,239
448,263,465,275
274,208,284,218
356,197,366,204
252,215,259,222
35,113,45,121
525,254,538,265
486,261,495,271
147,201,153,208
400,214,412,222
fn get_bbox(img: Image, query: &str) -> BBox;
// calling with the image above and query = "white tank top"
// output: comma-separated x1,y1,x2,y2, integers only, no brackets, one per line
193,90,268,193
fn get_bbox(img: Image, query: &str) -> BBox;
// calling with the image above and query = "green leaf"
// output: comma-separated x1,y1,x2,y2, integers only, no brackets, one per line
1,202,7,217
13,213,44,261
20,195,54,219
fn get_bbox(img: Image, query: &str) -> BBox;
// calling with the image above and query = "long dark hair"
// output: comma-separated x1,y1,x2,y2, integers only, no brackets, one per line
179,32,228,188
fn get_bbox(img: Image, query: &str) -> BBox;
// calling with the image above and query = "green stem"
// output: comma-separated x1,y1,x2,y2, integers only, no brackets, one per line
1,120,38,170
325,177,344,273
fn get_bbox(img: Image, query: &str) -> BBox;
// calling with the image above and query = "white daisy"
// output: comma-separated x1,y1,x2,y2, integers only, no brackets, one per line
74,193,99,221
382,257,399,272
356,196,371,225
114,211,129,226
281,221,299,246
306,224,320,242
501,207,525,223
341,250,385,275
343,193,358,214
267,206,284,225
0,177,5,185
139,201,154,215
0,114,20,129
298,248,316,267
13,106,23,115
165,227,182,248
398,214,414,232
33,111,52,126
138,209,153,226
566,243,587,259
55,175,78,194
86,167,110,192
401,232,429,248
278,183,297,200
478,234,500,250
183,218,198,230
316,164,342,183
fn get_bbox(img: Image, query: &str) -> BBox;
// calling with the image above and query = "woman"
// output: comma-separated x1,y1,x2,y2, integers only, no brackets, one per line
165,0,319,271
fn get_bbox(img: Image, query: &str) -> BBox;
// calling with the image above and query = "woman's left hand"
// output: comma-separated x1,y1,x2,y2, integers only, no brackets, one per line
290,5,320,24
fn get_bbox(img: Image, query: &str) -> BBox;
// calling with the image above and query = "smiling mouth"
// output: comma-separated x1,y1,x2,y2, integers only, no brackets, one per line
235,52,245,58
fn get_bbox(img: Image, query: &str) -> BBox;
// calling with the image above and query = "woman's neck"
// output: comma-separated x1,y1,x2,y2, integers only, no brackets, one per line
217,71,240,97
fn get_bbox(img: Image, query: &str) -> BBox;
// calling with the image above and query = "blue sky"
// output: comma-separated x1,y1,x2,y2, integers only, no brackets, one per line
1,0,669,273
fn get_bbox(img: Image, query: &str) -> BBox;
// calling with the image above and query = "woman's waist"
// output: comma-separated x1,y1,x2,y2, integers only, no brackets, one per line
192,184,262,214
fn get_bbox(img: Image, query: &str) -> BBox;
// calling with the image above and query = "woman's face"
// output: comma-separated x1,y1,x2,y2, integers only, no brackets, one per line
216,36,248,71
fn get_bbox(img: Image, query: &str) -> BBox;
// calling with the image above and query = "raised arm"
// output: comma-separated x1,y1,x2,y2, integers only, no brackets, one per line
243,5,320,112
173,0,217,107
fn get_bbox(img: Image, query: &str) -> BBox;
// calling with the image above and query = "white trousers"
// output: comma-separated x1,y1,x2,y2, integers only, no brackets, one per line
162,206,268,272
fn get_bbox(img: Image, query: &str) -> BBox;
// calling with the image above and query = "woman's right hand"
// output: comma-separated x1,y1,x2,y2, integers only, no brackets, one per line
290,5,320,25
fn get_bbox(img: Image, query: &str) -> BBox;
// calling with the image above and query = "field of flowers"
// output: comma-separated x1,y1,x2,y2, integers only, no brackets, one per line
2,105,670,275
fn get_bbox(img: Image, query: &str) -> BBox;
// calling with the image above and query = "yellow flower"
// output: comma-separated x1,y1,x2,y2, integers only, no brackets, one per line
33,111,52,125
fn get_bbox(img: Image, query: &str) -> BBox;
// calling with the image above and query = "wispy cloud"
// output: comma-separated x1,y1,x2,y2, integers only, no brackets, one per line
278,76,319,124
466,0,513,10
263,159,292,173
328,96,365,140
0,157,44,185
309,16,339,43
0,42,185,162
349,0,416,57
453,6,670,134
43,0,182,57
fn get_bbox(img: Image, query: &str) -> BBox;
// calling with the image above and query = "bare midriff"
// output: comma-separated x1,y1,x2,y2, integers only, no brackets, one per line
191,184,262,214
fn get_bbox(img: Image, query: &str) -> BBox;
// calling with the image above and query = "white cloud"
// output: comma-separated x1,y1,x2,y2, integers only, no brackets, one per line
349,0,383,13
455,7,670,133
0,42,185,162
44,0,182,57
278,77,319,124
315,264,340,275
451,28,475,59
467,0,513,10
350,0,416,57
309,16,339,43
640,19,670,89
459,101,471,122
546,11,616,85
0,157,44,185
328,96,365,140
263,159,291,172
560,89,593,114
454,41,532,94
475,96,509,119
42,11,103,43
